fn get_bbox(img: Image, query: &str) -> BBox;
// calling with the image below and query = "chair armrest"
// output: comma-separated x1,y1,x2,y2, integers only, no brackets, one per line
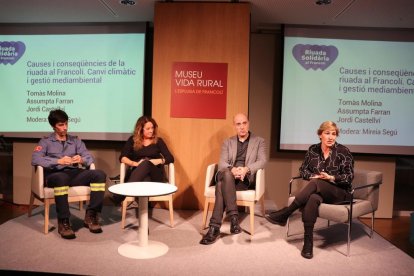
120,163,129,183
351,170,382,210
205,163,217,191
31,166,45,198
351,181,382,194
255,168,265,201
166,163,176,186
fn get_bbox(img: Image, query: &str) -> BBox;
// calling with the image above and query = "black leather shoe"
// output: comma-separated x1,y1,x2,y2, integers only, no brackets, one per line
230,215,242,234
265,207,290,226
301,234,313,259
200,226,220,245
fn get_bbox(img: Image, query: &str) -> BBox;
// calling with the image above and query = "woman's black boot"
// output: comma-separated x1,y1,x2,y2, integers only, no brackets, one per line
265,201,299,226
301,224,314,259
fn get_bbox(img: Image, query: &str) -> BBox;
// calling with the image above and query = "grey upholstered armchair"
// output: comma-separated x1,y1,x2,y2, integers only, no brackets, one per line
286,169,383,256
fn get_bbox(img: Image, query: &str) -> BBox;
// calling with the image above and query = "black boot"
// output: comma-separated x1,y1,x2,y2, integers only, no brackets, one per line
230,215,242,234
200,225,220,245
109,193,125,206
301,225,314,259
265,202,299,226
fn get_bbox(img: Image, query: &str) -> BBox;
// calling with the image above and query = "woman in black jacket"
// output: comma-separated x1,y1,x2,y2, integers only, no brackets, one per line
266,121,354,259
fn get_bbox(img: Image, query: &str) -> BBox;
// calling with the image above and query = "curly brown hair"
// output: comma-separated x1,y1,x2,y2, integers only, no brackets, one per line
132,116,159,150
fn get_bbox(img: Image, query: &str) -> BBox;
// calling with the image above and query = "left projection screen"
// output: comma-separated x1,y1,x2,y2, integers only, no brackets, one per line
0,23,146,141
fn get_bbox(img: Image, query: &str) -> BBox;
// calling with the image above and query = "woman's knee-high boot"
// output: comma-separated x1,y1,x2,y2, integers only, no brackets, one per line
301,224,314,259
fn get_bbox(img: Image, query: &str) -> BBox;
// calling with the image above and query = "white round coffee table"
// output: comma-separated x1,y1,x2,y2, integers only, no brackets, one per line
109,182,177,259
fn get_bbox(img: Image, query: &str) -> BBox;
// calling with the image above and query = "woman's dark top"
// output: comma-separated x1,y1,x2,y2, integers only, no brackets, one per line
299,142,354,190
119,136,174,164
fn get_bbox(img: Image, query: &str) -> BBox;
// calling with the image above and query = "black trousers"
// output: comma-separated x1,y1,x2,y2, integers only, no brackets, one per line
294,178,351,226
45,168,106,219
115,160,166,202
126,160,165,183
209,168,250,228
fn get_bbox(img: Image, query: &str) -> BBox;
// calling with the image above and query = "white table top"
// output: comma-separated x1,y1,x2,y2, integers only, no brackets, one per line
109,182,177,197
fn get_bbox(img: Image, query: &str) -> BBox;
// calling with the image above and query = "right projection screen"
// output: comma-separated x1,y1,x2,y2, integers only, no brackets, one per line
279,25,414,155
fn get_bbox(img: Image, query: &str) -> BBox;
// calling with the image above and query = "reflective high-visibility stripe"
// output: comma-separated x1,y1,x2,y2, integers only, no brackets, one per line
90,183,106,192
54,186,69,196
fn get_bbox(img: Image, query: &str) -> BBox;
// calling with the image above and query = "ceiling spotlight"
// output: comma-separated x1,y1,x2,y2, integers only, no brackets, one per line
120,0,135,5
315,0,332,5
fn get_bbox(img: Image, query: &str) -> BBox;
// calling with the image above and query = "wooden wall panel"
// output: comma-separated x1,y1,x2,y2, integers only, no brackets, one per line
153,3,250,209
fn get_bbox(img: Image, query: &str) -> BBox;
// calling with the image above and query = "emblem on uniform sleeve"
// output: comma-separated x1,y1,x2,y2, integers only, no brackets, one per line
34,146,42,152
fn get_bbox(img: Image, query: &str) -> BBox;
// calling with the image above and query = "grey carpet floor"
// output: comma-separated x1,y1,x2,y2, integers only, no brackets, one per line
0,204,413,276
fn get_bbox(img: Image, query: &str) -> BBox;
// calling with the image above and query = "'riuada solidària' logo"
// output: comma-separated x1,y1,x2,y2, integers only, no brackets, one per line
0,41,26,65
292,44,338,71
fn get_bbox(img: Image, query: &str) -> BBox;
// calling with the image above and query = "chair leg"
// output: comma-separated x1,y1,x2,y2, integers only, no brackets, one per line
370,211,375,238
44,200,50,234
347,219,352,257
286,217,290,237
28,192,35,217
249,202,255,235
201,198,210,230
121,199,128,229
260,196,265,217
79,201,83,211
168,197,174,228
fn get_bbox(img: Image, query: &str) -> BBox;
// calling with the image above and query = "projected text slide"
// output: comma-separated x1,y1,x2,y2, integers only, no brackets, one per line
0,33,145,140
280,34,414,155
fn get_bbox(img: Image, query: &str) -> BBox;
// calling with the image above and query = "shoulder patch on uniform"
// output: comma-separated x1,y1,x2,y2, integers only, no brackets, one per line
34,146,42,152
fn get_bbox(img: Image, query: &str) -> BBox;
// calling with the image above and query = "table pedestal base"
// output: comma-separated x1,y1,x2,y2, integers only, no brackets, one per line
118,240,169,259
108,183,177,260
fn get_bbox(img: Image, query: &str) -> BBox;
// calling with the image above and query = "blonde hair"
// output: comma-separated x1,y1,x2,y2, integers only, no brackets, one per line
317,121,339,137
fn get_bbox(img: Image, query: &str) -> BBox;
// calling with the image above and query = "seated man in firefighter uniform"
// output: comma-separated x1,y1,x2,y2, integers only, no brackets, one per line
32,109,106,239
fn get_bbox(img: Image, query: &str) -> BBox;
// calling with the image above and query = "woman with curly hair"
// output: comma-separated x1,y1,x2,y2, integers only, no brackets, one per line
112,116,174,203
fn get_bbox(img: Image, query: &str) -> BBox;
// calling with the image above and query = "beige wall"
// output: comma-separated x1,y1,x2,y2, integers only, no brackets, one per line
12,32,395,218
